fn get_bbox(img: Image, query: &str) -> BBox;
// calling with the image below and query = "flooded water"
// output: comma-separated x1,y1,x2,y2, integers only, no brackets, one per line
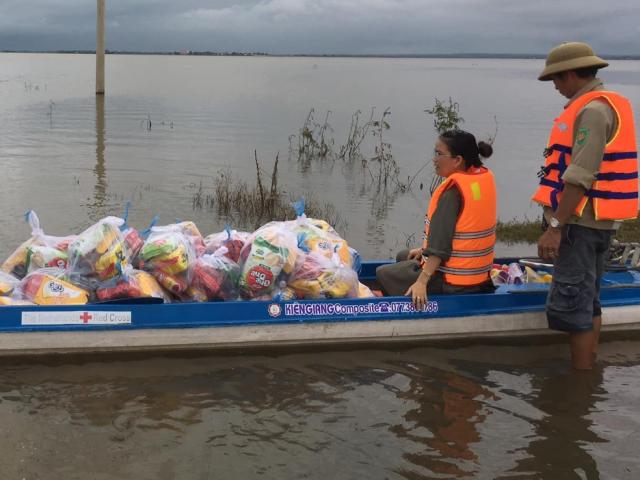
1,341,640,479
2,54,640,479
2,54,640,259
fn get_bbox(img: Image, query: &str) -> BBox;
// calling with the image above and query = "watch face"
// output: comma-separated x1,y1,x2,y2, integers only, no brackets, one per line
550,217,560,228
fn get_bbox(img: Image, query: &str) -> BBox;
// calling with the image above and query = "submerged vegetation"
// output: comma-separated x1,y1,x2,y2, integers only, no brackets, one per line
192,151,346,233
191,98,640,247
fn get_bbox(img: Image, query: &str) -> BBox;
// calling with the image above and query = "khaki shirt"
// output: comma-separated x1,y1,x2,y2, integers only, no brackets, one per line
543,78,619,230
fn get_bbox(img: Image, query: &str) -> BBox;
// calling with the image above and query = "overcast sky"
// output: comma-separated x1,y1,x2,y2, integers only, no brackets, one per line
1,0,639,55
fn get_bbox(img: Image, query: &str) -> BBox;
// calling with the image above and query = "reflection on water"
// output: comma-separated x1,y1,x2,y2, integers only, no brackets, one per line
509,368,604,479
1,342,639,479
91,94,108,220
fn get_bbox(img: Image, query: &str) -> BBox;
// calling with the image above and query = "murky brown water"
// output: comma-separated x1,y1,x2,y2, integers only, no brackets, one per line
2,54,640,479
1,340,639,479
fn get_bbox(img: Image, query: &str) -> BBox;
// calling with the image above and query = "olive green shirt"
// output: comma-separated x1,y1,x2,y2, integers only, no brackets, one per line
543,78,620,230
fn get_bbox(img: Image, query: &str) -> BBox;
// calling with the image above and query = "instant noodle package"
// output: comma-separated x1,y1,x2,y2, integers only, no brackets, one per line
238,222,298,298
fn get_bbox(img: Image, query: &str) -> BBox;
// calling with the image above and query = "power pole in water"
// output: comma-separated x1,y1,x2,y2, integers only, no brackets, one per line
96,0,105,95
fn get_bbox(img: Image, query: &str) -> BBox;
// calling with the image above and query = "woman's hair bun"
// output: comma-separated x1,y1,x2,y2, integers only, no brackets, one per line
477,141,493,159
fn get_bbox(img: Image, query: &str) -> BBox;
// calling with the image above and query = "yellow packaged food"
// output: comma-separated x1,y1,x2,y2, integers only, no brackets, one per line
21,271,89,305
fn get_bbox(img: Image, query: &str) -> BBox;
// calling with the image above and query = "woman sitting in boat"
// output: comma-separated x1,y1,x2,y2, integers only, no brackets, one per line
376,130,496,308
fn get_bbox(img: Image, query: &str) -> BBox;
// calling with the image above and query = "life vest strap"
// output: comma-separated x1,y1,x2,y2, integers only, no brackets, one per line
438,265,492,275
450,246,494,258
452,226,496,240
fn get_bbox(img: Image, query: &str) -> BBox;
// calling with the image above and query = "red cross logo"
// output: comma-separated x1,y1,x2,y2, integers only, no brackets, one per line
80,312,92,324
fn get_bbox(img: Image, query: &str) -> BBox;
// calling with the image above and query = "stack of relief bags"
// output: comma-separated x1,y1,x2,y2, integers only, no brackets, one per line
0,204,374,306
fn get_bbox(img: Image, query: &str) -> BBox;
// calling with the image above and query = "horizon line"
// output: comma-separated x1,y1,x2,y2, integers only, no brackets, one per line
2,49,639,60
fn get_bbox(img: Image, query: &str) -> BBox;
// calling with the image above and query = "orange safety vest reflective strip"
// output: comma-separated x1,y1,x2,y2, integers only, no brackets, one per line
532,90,638,221
422,167,497,286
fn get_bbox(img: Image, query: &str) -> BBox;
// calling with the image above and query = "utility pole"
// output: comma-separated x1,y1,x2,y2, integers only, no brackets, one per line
96,0,105,95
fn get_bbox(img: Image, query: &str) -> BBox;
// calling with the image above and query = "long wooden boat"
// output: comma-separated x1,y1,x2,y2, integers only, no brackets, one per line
1,260,640,356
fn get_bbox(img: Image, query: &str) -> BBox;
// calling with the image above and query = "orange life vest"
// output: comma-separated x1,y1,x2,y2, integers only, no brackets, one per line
532,90,638,221
422,166,497,286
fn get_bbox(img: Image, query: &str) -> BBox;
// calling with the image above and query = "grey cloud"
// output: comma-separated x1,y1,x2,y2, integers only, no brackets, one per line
0,0,638,54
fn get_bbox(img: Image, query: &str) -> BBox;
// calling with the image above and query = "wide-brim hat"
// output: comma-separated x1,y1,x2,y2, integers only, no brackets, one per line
538,42,608,81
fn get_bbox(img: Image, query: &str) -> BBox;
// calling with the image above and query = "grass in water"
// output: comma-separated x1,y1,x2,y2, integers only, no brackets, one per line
496,216,640,244
193,151,347,233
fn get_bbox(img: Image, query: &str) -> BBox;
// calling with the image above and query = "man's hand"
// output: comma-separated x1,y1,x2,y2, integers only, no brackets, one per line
407,248,422,260
537,228,562,261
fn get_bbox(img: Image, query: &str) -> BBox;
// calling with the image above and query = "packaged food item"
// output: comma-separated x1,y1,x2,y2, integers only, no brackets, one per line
188,250,241,301
18,268,89,305
139,226,196,294
491,263,528,286
68,217,130,281
289,199,356,269
238,222,298,298
96,265,168,302
0,271,20,296
204,227,250,263
524,266,553,283
25,245,69,272
288,250,359,299
2,211,77,279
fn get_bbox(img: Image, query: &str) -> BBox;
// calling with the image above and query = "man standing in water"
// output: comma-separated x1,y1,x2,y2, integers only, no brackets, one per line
533,42,638,370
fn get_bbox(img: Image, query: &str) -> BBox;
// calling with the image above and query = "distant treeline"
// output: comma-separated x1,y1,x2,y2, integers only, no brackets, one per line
2,50,639,60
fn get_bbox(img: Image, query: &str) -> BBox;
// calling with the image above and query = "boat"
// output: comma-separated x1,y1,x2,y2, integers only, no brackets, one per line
1,259,640,356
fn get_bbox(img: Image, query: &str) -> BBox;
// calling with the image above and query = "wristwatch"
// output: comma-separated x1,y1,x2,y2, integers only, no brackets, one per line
549,216,562,229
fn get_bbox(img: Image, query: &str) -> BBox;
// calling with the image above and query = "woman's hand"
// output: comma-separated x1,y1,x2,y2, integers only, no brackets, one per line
407,248,422,261
405,276,428,310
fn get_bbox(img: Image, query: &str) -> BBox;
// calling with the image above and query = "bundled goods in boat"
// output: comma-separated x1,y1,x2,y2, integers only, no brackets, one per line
96,264,167,302
183,249,241,302
287,249,359,299
238,222,298,299
17,268,89,305
204,227,249,263
0,204,365,304
491,263,552,286
68,217,131,281
1,211,76,279
289,200,358,269
171,221,206,258
138,225,196,294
